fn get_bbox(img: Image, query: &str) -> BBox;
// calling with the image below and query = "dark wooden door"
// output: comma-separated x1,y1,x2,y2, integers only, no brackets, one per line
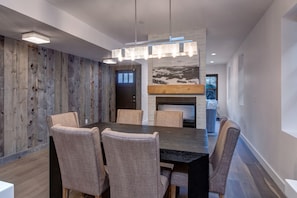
116,70,136,109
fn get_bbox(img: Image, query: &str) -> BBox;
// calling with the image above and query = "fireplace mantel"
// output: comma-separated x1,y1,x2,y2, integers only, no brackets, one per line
147,84,205,95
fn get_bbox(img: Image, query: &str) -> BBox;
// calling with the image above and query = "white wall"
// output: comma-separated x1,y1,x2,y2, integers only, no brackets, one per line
139,60,149,124
226,0,297,192
206,64,227,117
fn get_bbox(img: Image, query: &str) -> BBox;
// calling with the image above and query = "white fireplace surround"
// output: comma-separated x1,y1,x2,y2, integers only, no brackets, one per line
148,95,206,129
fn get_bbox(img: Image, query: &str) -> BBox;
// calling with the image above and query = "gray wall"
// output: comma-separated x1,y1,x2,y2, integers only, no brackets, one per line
0,35,104,159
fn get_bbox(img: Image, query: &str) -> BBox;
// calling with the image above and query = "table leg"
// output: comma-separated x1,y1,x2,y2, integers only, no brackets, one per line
50,137,62,198
188,155,209,198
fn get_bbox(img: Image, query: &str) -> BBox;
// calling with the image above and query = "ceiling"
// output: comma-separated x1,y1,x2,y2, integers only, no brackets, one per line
0,0,273,64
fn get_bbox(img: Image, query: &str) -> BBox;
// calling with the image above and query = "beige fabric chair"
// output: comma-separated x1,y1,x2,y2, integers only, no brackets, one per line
154,110,183,128
47,112,79,133
51,125,109,198
116,109,143,125
170,120,240,198
154,110,183,169
47,112,80,198
102,128,170,198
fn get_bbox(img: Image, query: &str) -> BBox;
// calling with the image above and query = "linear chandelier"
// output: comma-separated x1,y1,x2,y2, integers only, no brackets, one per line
111,0,198,62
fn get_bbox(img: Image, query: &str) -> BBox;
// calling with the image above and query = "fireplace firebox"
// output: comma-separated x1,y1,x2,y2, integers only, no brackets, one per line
156,97,196,128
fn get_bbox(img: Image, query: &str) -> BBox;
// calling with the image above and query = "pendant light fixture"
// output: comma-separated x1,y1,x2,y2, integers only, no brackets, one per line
112,0,198,61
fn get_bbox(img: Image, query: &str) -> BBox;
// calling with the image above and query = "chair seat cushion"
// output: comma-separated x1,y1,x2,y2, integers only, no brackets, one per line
171,164,188,187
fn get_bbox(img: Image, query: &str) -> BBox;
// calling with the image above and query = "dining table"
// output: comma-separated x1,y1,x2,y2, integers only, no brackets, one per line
50,122,209,198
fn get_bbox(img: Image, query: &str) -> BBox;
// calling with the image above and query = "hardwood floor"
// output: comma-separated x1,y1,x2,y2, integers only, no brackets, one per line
0,121,286,198
0,148,49,198
178,121,285,198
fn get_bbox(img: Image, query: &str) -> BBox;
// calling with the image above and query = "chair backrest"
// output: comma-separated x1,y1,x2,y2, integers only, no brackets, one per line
209,120,240,194
154,110,183,128
218,116,228,135
116,109,143,125
102,128,165,198
51,125,109,196
47,112,79,135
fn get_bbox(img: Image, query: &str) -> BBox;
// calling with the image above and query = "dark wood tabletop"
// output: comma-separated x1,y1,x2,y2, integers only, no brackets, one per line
86,122,209,198
86,122,209,164
50,122,209,198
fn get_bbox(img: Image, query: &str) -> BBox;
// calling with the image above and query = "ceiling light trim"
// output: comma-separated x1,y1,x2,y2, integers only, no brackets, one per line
22,31,50,44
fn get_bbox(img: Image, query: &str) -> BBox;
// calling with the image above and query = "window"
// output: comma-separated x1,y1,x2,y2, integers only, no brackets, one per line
206,74,218,100
117,72,134,84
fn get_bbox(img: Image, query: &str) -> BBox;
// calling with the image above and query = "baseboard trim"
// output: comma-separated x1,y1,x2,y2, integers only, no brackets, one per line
240,134,285,192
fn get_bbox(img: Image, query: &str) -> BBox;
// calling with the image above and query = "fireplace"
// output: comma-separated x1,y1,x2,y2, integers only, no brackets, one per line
156,97,196,128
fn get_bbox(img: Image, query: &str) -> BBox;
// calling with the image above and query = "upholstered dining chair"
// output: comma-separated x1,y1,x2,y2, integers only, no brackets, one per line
154,110,183,128
47,111,80,132
51,125,109,198
154,110,183,169
102,128,171,198
170,120,241,198
116,109,143,125
47,112,80,197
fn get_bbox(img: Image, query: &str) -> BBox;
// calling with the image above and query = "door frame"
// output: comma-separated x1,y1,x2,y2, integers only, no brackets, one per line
109,64,142,122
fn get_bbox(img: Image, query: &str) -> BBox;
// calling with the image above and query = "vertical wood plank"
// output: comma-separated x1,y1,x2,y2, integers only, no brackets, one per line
0,36,4,157
60,53,68,113
4,38,17,155
36,48,48,144
45,49,55,138
89,61,95,122
83,59,91,124
46,49,55,117
27,45,39,148
92,61,99,122
110,66,116,122
99,63,109,122
15,41,28,152
53,51,61,114
79,58,86,125
98,63,103,122
68,55,81,124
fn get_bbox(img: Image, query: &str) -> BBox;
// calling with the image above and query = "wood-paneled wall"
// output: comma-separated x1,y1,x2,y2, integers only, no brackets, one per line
0,35,103,159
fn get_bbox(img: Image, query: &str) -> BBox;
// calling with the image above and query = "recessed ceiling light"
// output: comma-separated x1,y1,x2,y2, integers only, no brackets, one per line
210,61,214,63
211,53,216,56
22,32,50,44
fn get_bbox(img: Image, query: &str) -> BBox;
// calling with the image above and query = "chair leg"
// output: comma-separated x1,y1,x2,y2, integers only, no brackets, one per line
219,194,224,198
170,185,177,198
62,188,69,198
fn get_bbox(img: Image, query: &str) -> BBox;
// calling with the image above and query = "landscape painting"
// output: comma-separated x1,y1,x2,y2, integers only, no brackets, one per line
152,65,199,84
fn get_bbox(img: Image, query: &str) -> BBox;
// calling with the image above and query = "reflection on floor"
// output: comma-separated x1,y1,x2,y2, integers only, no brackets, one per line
0,121,285,198
177,121,285,198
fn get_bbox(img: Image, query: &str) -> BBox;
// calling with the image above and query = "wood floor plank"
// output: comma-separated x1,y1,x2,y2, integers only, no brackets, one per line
0,121,286,198
0,149,49,198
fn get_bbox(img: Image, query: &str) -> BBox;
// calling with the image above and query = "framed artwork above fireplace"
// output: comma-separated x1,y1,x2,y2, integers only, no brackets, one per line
152,65,199,84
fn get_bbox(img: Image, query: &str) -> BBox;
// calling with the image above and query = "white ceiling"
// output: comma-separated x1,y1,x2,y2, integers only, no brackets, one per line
0,0,273,64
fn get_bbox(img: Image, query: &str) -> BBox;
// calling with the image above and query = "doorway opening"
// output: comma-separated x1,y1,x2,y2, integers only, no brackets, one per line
109,64,141,122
